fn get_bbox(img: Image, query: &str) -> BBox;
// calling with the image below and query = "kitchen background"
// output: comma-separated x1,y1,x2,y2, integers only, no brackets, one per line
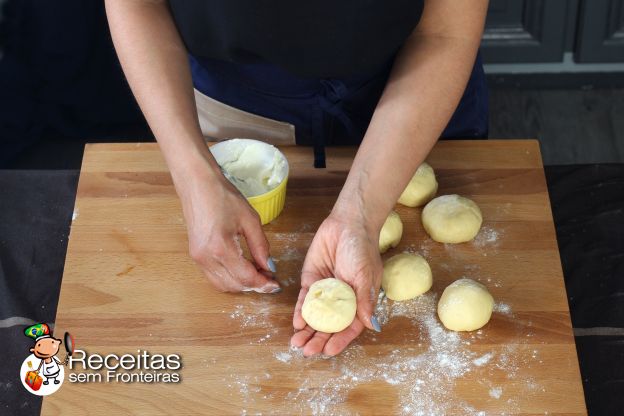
1,0,623,167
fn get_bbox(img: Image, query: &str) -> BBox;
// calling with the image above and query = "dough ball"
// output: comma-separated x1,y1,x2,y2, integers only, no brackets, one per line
301,278,357,333
437,278,494,331
379,211,403,253
422,195,482,243
382,253,432,301
398,162,438,207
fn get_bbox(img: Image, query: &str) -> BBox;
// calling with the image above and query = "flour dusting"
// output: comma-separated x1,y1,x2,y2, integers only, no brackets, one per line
494,302,512,315
224,288,537,415
473,226,502,248
489,386,503,399
473,352,494,366
229,301,274,331
221,221,548,414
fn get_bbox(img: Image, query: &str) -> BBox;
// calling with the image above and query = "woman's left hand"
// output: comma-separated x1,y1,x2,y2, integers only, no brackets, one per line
290,214,383,356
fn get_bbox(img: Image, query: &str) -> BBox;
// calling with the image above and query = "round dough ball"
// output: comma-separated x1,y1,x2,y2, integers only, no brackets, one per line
437,278,494,331
398,162,438,207
301,278,357,333
379,211,403,253
422,195,482,243
382,253,432,301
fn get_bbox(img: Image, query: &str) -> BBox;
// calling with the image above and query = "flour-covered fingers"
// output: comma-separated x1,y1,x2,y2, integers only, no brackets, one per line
302,331,332,357
322,319,365,356
223,255,281,294
290,326,315,348
201,261,244,293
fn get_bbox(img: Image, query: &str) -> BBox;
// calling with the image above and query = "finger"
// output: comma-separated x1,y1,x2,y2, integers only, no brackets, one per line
290,326,315,348
202,262,244,293
292,287,309,330
354,278,380,332
322,319,365,356
222,256,280,294
302,331,332,357
241,214,273,273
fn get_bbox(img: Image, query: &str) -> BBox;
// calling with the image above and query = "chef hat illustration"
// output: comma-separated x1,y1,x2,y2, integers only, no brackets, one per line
24,323,52,341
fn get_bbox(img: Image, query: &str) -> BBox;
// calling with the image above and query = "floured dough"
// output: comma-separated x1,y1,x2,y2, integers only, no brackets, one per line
422,195,482,243
382,253,432,301
398,162,438,207
379,211,403,253
301,278,357,333
437,278,494,331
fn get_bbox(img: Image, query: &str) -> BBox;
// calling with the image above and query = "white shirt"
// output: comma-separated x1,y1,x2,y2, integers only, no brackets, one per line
42,358,60,376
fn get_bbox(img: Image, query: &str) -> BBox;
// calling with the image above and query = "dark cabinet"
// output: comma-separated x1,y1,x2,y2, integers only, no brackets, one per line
575,0,624,62
482,0,624,64
481,0,569,63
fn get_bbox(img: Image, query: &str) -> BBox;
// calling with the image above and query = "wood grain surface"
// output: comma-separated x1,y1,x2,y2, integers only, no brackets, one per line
42,140,586,415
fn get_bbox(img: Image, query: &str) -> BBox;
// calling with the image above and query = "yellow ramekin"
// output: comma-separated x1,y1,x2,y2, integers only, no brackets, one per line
247,174,288,225
210,139,289,225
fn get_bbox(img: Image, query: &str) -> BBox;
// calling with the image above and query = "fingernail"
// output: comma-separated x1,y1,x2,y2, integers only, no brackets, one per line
261,281,281,294
242,285,281,294
267,257,277,273
370,315,381,333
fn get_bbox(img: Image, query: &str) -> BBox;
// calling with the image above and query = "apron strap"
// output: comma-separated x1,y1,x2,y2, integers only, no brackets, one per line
313,143,326,168
313,79,361,169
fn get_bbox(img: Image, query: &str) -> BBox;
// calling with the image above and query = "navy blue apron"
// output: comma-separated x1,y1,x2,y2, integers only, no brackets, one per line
191,53,488,168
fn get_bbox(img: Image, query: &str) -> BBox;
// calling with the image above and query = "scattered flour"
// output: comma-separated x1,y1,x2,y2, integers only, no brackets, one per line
277,275,297,287
274,351,293,364
229,301,274,331
298,223,313,232
494,302,512,315
489,386,503,399
472,226,502,248
225,292,532,415
273,232,299,245
272,236,305,287
473,352,494,367
281,294,524,415
222,224,547,415
418,239,436,260
275,246,303,262
486,276,503,288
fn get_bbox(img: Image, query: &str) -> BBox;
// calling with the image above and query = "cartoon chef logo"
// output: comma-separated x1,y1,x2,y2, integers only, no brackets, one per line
19,323,75,396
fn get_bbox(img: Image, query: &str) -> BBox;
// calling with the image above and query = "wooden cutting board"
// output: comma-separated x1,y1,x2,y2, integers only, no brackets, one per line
43,140,586,415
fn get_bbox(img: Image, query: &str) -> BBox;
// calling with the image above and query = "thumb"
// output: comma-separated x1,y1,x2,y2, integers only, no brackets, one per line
354,278,381,333
241,213,275,274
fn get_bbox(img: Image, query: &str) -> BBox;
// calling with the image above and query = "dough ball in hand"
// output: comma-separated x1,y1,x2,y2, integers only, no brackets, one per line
379,211,403,253
382,253,432,301
422,195,482,243
301,278,357,333
437,278,494,331
398,162,438,207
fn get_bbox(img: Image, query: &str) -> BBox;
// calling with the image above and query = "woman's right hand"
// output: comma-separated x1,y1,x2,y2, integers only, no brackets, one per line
173,154,280,293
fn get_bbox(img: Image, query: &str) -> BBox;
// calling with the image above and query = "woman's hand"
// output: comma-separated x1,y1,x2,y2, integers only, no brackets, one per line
106,0,279,293
290,214,382,356
175,156,280,293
